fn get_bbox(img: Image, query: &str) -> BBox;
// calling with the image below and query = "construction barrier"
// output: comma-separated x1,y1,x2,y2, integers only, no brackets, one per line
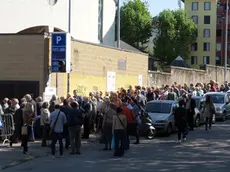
0,114,14,145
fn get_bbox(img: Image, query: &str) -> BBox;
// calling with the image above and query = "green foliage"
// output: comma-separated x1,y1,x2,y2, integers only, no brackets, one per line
153,9,197,65
120,0,152,52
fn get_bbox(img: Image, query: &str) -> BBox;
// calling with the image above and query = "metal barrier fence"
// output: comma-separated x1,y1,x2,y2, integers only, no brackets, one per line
0,114,14,145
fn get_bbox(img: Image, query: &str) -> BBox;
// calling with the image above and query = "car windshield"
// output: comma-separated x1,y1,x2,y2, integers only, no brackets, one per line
145,102,172,114
209,95,225,104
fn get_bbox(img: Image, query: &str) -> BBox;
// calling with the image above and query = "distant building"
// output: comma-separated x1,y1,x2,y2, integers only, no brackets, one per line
216,0,230,66
0,0,116,47
182,0,217,67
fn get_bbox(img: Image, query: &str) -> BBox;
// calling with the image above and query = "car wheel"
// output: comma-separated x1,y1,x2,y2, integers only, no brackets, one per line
195,116,200,127
166,124,172,136
222,112,226,121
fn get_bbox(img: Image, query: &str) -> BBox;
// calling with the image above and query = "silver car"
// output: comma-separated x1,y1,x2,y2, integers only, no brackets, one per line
145,100,178,136
204,92,230,121
192,96,206,126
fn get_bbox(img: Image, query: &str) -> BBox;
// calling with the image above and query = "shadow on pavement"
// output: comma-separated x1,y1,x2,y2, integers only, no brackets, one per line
78,123,230,172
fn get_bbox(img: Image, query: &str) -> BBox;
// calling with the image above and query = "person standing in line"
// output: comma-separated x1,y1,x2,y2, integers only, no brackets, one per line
60,99,71,150
22,101,34,154
185,94,196,131
203,95,215,131
130,98,141,144
49,105,67,158
112,107,127,157
101,99,116,150
40,102,50,147
68,101,83,155
174,100,187,143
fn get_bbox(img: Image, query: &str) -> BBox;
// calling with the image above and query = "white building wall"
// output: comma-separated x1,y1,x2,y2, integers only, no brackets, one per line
0,0,116,46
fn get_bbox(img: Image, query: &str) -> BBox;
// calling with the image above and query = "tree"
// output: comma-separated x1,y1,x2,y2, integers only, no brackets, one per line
120,0,152,52
152,9,197,65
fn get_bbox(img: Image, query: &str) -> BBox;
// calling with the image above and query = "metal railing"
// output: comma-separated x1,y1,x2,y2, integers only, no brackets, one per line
0,114,14,145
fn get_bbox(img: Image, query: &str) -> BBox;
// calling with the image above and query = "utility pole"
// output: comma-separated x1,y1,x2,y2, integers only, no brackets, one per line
178,0,181,9
67,0,71,94
117,0,120,48
224,0,229,82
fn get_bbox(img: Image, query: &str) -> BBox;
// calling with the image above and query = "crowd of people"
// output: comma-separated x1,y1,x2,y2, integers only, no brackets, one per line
0,79,228,157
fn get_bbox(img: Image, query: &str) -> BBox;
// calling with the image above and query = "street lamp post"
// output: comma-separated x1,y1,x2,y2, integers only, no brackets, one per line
117,0,120,48
224,0,229,82
67,0,71,94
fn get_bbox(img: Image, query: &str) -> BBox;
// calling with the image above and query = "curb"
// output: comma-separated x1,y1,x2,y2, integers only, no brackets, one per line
1,138,99,171
1,152,49,171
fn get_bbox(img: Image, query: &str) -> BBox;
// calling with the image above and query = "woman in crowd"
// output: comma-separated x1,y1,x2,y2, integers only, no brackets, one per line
203,95,215,130
102,98,116,150
112,106,127,157
40,102,50,147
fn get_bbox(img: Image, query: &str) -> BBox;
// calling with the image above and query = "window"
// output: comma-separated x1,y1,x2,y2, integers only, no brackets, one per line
192,2,198,11
228,30,230,37
191,16,198,24
216,29,222,37
228,57,230,64
216,56,221,66
195,29,198,37
204,16,210,24
191,56,198,65
191,43,198,51
228,43,230,51
217,16,223,24
203,42,210,51
204,2,211,10
203,29,210,37
216,43,221,51
203,56,210,64
98,0,103,42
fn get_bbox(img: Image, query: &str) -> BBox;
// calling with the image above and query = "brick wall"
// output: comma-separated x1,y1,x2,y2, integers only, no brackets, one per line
0,35,46,94
148,65,230,87
51,40,149,96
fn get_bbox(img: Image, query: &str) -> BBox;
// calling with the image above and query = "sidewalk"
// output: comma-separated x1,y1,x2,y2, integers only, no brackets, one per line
0,134,99,171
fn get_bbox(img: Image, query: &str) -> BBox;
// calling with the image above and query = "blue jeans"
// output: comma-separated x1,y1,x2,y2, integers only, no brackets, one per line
51,132,63,156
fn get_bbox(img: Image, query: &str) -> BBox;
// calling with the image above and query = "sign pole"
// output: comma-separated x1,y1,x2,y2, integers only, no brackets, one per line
67,0,71,94
224,0,229,82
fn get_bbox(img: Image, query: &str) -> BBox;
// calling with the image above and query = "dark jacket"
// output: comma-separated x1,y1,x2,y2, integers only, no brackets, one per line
14,108,24,128
60,105,71,121
174,106,187,128
68,108,83,126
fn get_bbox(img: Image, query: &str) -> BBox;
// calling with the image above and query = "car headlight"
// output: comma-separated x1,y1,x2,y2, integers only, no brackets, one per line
155,120,167,123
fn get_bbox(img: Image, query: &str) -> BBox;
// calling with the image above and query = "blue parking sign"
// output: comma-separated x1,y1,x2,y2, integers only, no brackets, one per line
0,119,2,129
51,33,67,72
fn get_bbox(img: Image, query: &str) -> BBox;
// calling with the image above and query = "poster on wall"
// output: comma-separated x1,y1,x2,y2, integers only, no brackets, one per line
107,71,116,92
138,75,143,87
43,87,57,102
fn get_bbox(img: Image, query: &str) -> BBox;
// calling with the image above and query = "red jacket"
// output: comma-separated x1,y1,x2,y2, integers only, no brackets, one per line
122,106,134,124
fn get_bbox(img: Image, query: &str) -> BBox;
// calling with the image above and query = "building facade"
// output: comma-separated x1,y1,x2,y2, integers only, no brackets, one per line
216,0,230,66
183,0,217,67
0,35,148,99
0,0,116,47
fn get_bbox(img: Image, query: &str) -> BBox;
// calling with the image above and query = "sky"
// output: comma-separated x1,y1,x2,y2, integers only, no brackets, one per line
120,0,184,17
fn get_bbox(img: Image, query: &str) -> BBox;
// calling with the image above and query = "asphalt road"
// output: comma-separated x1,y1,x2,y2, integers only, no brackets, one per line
2,120,230,172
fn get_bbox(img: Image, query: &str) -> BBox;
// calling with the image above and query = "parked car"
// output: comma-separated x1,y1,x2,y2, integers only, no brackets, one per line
192,96,205,127
145,100,178,136
204,92,230,121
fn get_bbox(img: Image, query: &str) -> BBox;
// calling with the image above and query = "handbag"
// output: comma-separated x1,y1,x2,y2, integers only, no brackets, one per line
49,111,61,135
111,135,115,149
21,125,28,135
